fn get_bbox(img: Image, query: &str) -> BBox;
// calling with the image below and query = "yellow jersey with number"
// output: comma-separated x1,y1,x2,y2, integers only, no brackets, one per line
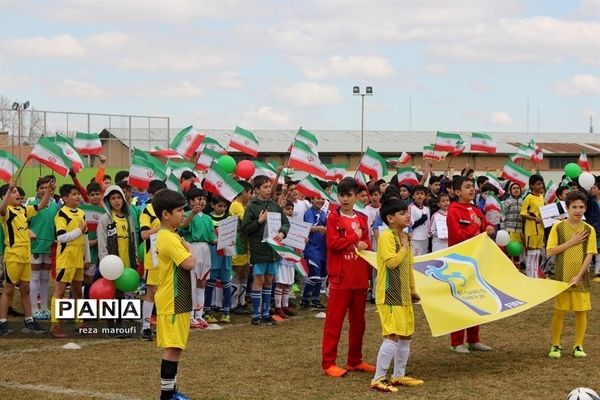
0,204,38,263
55,206,86,269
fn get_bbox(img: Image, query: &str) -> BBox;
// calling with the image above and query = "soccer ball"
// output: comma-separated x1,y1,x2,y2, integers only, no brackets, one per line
567,388,600,400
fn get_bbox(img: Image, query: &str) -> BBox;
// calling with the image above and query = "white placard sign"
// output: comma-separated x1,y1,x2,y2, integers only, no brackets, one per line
540,201,567,228
217,216,238,250
282,219,312,250
150,233,158,268
434,214,448,239
264,212,282,239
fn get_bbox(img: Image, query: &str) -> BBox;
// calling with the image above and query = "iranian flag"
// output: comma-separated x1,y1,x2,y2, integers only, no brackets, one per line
423,145,445,161
229,126,259,157
510,144,535,162
545,180,558,204
74,132,103,155
253,161,278,181
354,170,368,187
396,167,420,186
264,238,303,262
133,148,167,176
201,137,228,155
48,135,85,173
325,164,347,181
288,140,327,178
484,173,505,196
169,126,204,159
451,139,466,157
295,259,309,277
530,139,543,163
79,204,106,232
434,131,463,152
354,200,366,212
502,160,531,187
150,147,183,159
27,136,73,176
165,173,182,193
129,149,167,189
484,193,503,214
357,148,388,180
295,128,319,154
395,152,412,165
297,175,335,203
0,150,23,183
578,151,591,172
166,159,197,179
196,148,222,170
470,132,496,154
203,162,244,202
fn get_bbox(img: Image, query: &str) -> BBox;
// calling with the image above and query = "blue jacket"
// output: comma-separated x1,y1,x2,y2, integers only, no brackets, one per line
585,196,600,236
304,206,327,261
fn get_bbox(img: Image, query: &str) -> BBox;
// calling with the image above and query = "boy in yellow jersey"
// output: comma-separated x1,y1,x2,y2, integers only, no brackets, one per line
547,191,597,359
140,180,168,340
520,174,546,278
229,181,252,314
0,180,54,335
50,184,90,338
153,189,195,400
370,198,423,392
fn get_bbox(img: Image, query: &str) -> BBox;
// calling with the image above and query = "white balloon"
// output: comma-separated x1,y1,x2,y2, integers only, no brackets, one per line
578,171,595,190
495,230,510,246
99,255,124,280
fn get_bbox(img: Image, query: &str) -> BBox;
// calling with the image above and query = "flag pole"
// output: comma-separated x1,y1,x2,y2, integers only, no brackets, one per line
13,157,31,182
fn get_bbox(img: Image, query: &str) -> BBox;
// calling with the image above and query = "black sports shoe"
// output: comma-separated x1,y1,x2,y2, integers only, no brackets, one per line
300,300,311,309
8,307,24,317
0,321,13,336
22,320,47,334
260,317,273,326
311,302,326,309
251,317,261,325
140,328,153,341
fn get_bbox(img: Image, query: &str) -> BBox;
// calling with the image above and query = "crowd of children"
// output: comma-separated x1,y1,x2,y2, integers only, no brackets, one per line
0,156,599,398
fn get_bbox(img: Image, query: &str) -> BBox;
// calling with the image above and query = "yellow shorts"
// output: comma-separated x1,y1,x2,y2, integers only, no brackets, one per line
554,291,591,312
145,268,159,286
157,313,191,350
377,304,415,337
232,254,249,267
509,232,523,244
3,262,31,284
56,268,84,283
525,234,544,249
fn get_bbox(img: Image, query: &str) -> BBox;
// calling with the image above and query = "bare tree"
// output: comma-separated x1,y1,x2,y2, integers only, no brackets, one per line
0,95,17,135
26,108,44,143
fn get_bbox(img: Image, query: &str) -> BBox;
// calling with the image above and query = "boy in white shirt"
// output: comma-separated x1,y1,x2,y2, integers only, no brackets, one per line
408,185,430,256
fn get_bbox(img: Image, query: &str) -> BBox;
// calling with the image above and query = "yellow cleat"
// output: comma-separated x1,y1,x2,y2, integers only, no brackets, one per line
370,377,398,392
390,375,424,387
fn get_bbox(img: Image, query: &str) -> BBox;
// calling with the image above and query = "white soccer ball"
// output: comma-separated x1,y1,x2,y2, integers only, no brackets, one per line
495,230,510,246
99,255,124,280
567,388,600,400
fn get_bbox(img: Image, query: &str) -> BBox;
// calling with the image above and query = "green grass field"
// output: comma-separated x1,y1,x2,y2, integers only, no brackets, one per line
1,284,599,400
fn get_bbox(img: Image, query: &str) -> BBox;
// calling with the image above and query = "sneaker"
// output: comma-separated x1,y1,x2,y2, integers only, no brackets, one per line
370,377,398,392
260,317,273,326
251,317,261,326
32,310,44,320
468,342,492,351
390,375,424,387
451,344,470,354
190,319,206,329
274,307,288,319
592,274,600,283
8,306,24,317
0,321,13,336
346,362,376,373
572,346,587,358
22,320,47,334
141,328,154,341
548,345,562,359
232,306,250,315
172,391,190,400
219,315,231,323
283,307,296,317
300,299,311,309
150,315,157,326
50,325,67,339
42,310,51,320
323,365,347,378
204,313,218,324
311,302,326,309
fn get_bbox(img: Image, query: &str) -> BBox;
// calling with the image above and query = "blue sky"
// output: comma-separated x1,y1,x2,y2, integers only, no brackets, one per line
1,0,598,134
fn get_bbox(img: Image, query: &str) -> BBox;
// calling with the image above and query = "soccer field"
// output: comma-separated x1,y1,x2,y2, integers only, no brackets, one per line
1,285,599,400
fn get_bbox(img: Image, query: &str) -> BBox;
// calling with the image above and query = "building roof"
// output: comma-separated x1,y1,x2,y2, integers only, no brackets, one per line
104,128,600,155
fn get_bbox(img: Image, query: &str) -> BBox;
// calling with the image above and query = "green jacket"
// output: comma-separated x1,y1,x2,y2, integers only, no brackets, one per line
240,198,290,264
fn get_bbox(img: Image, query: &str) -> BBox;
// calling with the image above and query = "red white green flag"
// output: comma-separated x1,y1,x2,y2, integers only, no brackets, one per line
165,173,182,193
0,150,23,183
529,139,543,163
501,160,531,187
470,132,496,154
27,136,73,176
510,144,535,162
229,126,259,157
150,147,183,159
296,175,337,204
129,150,167,190
252,160,278,181
201,137,228,155
203,162,244,202
169,126,205,159
288,140,327,178
578,151,590,172
166,159,197,179
196,148,222,170
423,145,445,161
79,204,106,232
48,135,85,173
295,128,319,155
451,139,466,157
357,148,388,180
74,132,103,155
484,172,505,196
354,170,368,187
484,193,504,214
264,238,303,263
389,152,412,165
325,164,347,181
434,131,463,152
545,180,558,204
396,167,420,186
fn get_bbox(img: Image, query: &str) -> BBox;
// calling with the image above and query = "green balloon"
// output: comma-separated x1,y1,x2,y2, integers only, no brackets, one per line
137,243,145,264
115,267,140,292
217,155,236,174
564,163,581,179
506,240,523,257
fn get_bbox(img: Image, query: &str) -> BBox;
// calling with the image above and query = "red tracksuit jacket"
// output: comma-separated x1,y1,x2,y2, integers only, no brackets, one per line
447,201,492,246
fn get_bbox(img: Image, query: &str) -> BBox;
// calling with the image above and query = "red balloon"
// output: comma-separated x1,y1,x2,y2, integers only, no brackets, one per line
89,278,116,300
236,160,255,179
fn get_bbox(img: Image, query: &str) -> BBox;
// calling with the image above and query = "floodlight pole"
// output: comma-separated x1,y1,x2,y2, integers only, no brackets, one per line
353,86,373,157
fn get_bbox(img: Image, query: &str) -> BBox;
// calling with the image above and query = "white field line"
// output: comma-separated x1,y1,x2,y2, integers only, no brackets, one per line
0,339,117,357
0,381,142,400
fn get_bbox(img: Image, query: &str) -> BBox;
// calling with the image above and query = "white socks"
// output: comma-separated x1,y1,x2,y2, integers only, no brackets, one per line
195,288,205,319
594,255,600,275
374,339,398,381
526,249,541,278
393,339,411,378
39,270,50,311
142,300,154,329
274,287,282,308
29,270,40,311
282,287,290,308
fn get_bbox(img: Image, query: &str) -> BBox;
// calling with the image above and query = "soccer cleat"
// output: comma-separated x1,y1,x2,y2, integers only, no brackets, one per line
370,377,398,392
548,345,562,359
0,321,13,336
390,375,424,387
22,320,47,334
189,319,206,329
592,274,600,283
346,362,376,373
468,342,492,351
141,328,154,341
42,310,51,320
32,310,44,320
311,302,326,309
171,391,190,400
324,365,347,378
451,344,471,354
250,317,261,325
232,306,250,315
572,346,587,358
50,325,67,339
274,308,288,319
260,317,273,326
300,299,311,309
204,313,218,324
219,315,231,323
283,307,296,317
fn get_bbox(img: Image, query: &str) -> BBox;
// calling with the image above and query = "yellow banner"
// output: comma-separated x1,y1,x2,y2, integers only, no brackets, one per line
359,233,569,337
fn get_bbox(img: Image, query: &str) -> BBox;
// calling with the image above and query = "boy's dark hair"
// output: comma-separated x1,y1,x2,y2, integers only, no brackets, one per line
380,198,408,225
357,184,368,193
556,185,570,198
528,174,544,186
398,184,413,195
429,175,441,185
374,179,386,188
338,177,360,196
237,180,252,192
438,192,450,203
476,176,489,188
103,175,111,182
368,185,381,196
452,176,471,192
17,187,25,197
253,175,271,190
210,195,229,206
36,176,53,189
480,182,499,196
412,185,427,195
86,182,102,194
284,200,294,209
117,181,132,192
565,190,587,207
59,184,79,198
152,189,186,220
148,180,167,194
567,180,578,189
382,185,400,202
180,171,196,182
0,184,10,198
186,187,208,202
461,168,474,177
115,171,129,184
